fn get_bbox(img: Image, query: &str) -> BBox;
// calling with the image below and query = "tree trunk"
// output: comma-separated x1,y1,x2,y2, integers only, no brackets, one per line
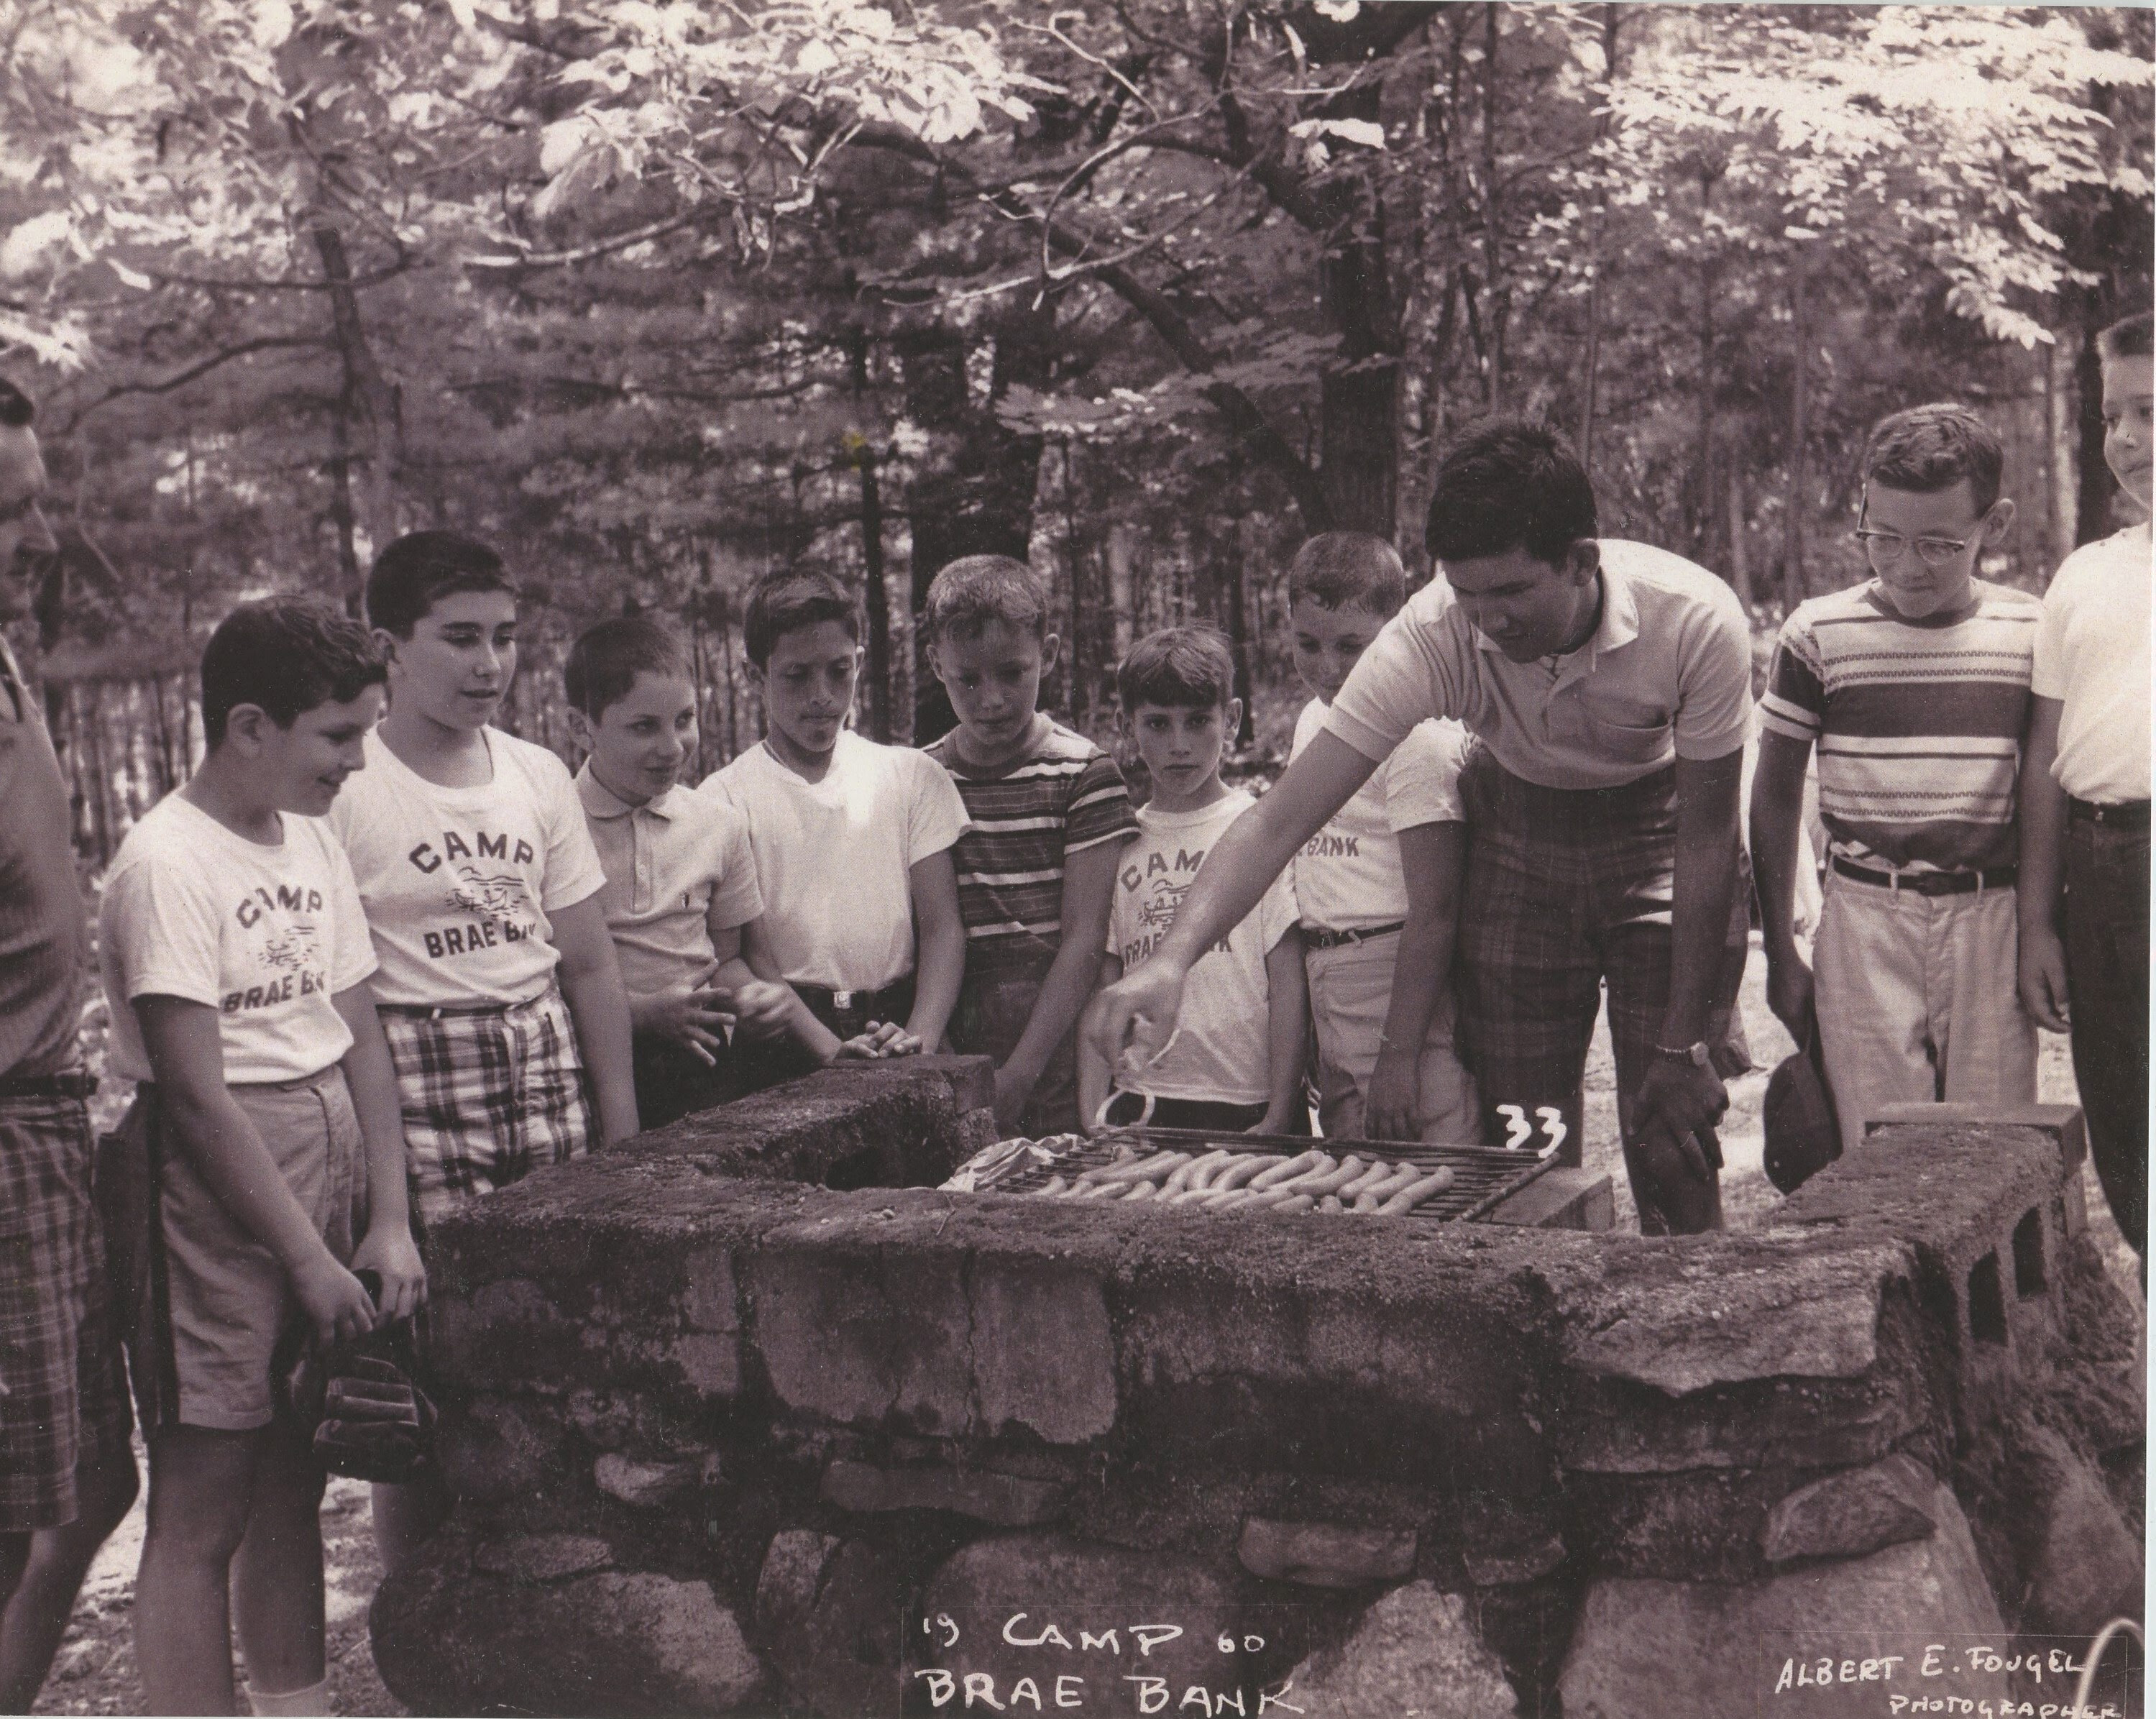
312,225,398,603
1785,253,1810,605
1577,4,1622,467
1693,169,1720,567
858,444,891,743
1318,81,1399,537
2073,317,2115,546
1727,464,1752,607
2043,334,2079,569
1480,3,1509,406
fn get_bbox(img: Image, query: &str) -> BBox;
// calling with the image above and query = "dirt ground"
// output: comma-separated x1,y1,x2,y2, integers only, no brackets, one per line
30,935,2140,1717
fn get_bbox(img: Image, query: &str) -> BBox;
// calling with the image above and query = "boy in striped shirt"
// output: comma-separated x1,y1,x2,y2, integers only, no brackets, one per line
1752,405,2042,1152
922,557,1138,1134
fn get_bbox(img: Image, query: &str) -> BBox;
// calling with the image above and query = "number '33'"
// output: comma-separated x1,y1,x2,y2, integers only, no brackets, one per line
1495,1104,1567,1158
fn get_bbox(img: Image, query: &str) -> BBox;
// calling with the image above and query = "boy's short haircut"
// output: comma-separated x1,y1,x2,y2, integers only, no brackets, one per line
1426,417,1599,567
1116,626,1237,715
366,530,518,639
0,375,33,428
201,596,387,748
2099,311,2153,361
743,569,859,668
564,615,690,721
1288,533,1407,617
1862,403,2004,515
923,555,1047,644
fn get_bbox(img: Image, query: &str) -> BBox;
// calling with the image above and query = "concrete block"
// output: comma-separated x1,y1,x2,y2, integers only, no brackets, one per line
1559,1480,2006,1719
909,1052,997,1116
970,1256,1116,1444
1237,1518,1416,1587
1487,1168,1615,1232
1286,1581,1518,1716
1759,1454,1937,1566
661,1331,741,1402
682,1244,738,1332
820,1457,1068,1526
746,1242,971,1434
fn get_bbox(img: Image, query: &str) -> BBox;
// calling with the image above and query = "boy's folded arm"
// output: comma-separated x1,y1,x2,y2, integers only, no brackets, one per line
550,895,642,1145
904,846,966,1053
332,982,426,1318
1258,927,1310,1133
998,838,1129,1100
133,994,375,1342
739,917,843,1063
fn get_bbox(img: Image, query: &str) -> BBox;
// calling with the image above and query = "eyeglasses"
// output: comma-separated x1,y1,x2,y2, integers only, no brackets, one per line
1853,495,1988,571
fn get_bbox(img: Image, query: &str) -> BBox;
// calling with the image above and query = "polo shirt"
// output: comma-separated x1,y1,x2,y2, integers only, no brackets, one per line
0,634,86,1078
1324,540,1754,791
574,764,763,1001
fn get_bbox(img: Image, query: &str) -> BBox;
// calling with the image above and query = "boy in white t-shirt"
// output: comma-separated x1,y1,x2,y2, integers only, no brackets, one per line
562,615,836,1127
327,531,638,1574
2020,309,2153,1263
707,570,969,1088
101,599,422,1717
1286,533,1478,1142
1079,628,1306,1133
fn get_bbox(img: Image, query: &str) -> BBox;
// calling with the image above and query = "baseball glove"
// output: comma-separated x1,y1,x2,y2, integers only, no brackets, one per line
277,1272,438,1485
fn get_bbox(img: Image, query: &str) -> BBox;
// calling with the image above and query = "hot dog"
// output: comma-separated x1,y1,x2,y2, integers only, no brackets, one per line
1375,1168,1454,1214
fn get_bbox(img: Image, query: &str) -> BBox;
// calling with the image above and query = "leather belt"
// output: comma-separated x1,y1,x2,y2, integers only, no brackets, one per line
0,1071,98,1101
1830,858,2017,897
2069,797,2151,830
1301,920,1405,950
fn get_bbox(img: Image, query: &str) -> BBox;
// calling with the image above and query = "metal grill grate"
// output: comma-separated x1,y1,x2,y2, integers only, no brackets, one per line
986,1127,1559,1225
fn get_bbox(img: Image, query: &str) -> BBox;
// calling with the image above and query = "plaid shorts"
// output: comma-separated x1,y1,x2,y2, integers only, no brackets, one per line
379,986,592,1222
1455,754,1751,1168
0,1093,134,1531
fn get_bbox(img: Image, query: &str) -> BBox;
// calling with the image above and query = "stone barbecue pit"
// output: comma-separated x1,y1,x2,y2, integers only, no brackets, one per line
370,1057,2144,1718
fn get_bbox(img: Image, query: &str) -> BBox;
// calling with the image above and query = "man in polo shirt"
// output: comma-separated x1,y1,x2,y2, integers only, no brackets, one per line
1088,418,1752,1233
0,377,137,1707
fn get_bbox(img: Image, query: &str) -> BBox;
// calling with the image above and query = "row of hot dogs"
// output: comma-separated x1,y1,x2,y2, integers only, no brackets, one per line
1023,1144,1454,1215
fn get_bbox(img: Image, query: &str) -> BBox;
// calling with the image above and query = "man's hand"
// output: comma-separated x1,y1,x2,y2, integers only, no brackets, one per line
728,979,799,1044
634,981,735,1068
1364,1048,1422,1142
293,1253,379,1348
1630,1057,1729,1186
993,1063,1037,1134
1084,964,1188,1086
1763,950,1817,1042
2018,925,2071,1033
350,1224,427,1322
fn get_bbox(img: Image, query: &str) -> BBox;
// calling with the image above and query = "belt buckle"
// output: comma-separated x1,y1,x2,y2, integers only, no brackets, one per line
832,989,853,1012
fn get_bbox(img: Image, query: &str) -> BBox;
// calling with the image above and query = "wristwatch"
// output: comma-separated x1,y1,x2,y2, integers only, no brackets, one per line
1653,1040,1712,1067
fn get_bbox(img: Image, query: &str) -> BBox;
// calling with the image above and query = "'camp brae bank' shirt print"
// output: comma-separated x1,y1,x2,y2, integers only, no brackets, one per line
101,794,377,1083
326,728,607,1008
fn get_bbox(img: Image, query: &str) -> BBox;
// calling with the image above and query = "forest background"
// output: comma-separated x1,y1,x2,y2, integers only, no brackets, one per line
3,0,2151,861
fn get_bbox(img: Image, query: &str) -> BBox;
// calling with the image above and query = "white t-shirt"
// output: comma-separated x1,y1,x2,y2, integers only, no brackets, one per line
1106,791,1298,1107
1288,699,1469,930
325,729,607,1007
101,795,377,1084
2032,523,2152,805
707,732,969,991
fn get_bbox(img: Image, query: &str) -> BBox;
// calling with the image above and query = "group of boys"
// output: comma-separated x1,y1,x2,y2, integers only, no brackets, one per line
0,308,2148,1715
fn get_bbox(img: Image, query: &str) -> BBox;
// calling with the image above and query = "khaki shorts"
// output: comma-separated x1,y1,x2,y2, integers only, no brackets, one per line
145,1067,367,1433
1305,933,1479,1144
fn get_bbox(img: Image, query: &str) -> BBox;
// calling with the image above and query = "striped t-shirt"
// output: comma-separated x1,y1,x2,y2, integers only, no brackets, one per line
1758,579,2040,874
923,719,1138,978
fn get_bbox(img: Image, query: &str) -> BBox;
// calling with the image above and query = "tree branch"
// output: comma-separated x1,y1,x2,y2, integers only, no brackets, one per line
63,336,332,432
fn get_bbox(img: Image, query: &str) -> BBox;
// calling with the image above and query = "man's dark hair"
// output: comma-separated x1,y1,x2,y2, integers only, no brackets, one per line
1425,418,1599,567
743,569,859,669
0,377,34,428
1288,533,1406,616
564,615,690,722
2100,311,2153,362
923,555,1047,644
365,530,518,639
1116,626,1236,714
1863,404,2004,516
201,597,387,748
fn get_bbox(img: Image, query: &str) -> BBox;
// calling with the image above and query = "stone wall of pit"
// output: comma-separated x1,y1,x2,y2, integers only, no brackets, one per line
370,1062,2144,1718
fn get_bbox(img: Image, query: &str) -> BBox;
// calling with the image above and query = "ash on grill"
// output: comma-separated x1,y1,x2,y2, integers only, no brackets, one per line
941,1126,1558,1224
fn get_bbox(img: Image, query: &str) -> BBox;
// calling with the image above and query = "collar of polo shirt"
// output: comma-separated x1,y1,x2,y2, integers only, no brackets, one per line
574,760,682,821
1470,557,1640,674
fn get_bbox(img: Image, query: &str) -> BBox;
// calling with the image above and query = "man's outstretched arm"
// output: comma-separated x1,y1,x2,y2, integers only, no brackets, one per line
1086,730,1377,1075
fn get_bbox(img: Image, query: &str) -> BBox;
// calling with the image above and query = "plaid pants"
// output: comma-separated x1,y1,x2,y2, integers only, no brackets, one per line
378,986,593,1221
0,1094,133,1530
1456,753,1749,1226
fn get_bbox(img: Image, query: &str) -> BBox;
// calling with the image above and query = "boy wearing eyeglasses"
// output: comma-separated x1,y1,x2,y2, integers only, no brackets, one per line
1752,405,2041,1154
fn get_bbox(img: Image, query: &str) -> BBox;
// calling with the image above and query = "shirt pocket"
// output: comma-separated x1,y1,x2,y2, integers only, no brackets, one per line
1579,707,1672,766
